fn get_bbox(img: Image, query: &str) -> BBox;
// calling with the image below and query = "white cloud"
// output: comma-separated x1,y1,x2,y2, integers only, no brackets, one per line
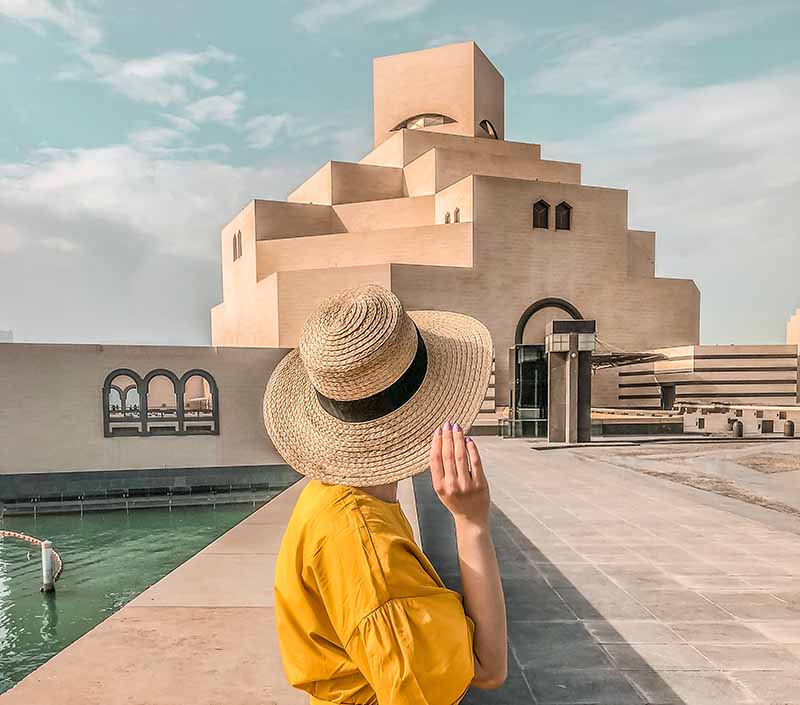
185,90,244,124
551,71,800,344
162,113,198,133
245,111,367,153
293,0,431,32
530,6,796,104
426,21,527,56
75,46,236,105
246,113,292,149
0,222,24,253
0,144,302,259
0,0,102,46
127,126,187,152
41,235,78,252
0,143,313,343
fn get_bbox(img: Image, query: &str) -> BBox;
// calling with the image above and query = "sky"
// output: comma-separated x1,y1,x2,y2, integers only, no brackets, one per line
0,0,798,346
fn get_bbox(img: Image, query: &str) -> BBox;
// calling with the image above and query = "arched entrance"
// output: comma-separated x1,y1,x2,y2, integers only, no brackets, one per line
512,298,583,436
514,297,583,346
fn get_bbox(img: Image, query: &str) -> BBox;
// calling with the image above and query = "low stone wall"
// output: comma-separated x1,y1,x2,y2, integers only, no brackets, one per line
0,464,300,515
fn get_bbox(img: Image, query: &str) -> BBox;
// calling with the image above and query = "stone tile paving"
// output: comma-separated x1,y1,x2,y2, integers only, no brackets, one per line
416,437,800,705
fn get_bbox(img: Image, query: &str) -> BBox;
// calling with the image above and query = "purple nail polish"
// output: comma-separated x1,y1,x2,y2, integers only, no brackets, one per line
433,427,442,436
453,423,462,433
443,420,452,431
465,436,474,444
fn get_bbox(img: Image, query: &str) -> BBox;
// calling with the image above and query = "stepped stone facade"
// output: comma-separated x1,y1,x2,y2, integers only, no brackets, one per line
211,41,699,408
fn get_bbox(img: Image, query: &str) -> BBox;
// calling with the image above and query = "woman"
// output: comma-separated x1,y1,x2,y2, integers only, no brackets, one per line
265,284,507,704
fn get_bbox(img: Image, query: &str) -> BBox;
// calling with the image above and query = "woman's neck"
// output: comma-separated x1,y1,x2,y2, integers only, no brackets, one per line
361,481,399,504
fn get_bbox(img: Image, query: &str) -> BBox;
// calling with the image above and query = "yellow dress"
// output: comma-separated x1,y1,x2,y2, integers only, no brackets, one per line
274,479,475,705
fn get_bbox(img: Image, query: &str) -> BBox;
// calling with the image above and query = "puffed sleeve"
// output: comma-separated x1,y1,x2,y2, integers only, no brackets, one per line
345,592,475,705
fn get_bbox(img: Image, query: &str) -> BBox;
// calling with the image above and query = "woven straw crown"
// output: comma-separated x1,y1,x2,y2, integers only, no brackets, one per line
298,285,418,401
264,283,493,486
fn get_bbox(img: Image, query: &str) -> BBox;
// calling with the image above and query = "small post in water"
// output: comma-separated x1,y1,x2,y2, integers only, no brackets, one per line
41,540,55,593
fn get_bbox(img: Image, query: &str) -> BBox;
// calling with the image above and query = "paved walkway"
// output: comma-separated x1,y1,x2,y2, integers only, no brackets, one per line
421,438,800,705
577,440,800,514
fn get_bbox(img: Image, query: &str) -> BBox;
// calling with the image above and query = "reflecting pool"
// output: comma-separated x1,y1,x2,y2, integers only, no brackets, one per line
0,500,275,693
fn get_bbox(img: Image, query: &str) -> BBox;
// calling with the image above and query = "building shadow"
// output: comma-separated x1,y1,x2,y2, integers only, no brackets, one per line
413,472,687,705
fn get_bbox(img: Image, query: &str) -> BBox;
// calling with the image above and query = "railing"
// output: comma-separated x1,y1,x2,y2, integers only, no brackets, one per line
0,530,63,587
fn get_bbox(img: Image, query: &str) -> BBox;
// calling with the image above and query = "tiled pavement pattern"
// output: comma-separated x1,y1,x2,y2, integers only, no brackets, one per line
415,438,800,705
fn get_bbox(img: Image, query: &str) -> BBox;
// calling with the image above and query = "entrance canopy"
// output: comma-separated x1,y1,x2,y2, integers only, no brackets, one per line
591,351,667,370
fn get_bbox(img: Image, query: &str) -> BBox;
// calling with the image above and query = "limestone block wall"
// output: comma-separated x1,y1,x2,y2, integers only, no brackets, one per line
219,201,256,307
275,264,393,346
256,224,473,279
332,195,434,232
360,129,542,169
627,230,656,278
253,200,334,241
0,344,290,474
211,271,280,347
430,148,581,193
403,149,437,196
435,176,473,224
288,162,405,205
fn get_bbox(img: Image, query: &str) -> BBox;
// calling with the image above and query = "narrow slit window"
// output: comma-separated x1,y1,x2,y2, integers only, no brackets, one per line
532,200,549,229
555,202,572,230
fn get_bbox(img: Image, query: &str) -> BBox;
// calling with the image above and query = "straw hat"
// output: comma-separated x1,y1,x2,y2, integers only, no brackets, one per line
263,284,493,486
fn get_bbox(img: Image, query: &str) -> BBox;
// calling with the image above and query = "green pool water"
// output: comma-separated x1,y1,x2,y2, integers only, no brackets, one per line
0,500,275,693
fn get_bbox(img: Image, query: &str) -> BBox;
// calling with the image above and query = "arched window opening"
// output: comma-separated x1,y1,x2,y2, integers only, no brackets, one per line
555,202,572,231
533,200,550,229
392,113,456,132
444,211,451,224
237,230,243,259
103,370,144,437
145,372,179,435
453,207,460,223
104,368,220,437
182,370,219,435
479,120,498,139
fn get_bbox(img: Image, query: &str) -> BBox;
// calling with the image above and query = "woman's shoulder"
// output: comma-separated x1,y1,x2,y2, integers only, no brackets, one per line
286,480,414,555
288,480,381,541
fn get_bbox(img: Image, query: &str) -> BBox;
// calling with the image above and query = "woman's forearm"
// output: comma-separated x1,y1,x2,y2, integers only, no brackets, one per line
429,424,508,690
455,517,507,689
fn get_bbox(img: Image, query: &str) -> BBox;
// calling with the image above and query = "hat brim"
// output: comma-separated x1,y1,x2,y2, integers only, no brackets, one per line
263,310,493,486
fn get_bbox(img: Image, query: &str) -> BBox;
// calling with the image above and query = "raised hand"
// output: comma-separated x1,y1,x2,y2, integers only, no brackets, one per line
428,420,507,689
429,421,490,527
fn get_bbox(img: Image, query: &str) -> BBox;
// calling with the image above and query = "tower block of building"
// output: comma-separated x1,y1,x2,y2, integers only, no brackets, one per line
211,42,699,408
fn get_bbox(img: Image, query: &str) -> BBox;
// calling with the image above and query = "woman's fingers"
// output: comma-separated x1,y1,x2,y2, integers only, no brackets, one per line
452,423,471,482
433,422,486,499
441,421,457,488
466,437,486,488
429,426,444,489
